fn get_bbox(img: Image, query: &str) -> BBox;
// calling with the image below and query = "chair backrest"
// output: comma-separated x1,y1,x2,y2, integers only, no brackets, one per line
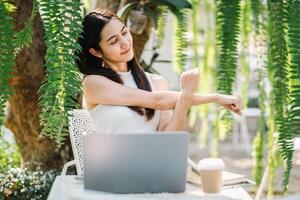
68,109,95,176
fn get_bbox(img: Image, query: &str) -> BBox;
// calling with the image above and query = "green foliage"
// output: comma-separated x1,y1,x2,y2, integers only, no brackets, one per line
216,109,233,140
0,133,21,173
215,0,241,138
249,0,267,189
0,168,58,200
188,0,202,145
216,0,241,94
14,1,38,53
190,0,200,69
267,0,289,103
189,1,217,150
267,0,293,192
250,0,261,33
240,0,251,108
202,2,217,149
265,88,279,197
155,6,168,49
37,0,83,147
252,69,267,189
156,0,192,11
173,9,189,73
0,0,37,134
287,0,300,136
0,1,16,130
282,0,300,192
267,141,279,197
252,128,265,187
211,114,220,157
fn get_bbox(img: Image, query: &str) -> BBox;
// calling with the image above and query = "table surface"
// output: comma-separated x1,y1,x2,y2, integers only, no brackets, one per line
47,175,253,200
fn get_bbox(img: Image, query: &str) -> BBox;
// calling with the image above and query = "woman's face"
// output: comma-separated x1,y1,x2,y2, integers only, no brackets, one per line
99,18,134,63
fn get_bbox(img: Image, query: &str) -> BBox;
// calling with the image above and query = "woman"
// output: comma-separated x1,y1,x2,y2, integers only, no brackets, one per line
76,9,243,134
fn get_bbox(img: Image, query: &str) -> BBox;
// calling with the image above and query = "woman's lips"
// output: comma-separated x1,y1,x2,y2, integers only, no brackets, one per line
121,48,130,54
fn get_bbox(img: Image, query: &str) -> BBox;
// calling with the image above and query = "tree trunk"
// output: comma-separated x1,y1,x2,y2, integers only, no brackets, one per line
5,0,71,171
131,18,153,60
96,0,121,13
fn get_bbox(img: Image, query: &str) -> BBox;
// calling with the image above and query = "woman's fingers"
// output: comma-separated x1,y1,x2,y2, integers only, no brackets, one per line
217,94,244,115
232,95,242,111
180,69,199,93
223,98,242,115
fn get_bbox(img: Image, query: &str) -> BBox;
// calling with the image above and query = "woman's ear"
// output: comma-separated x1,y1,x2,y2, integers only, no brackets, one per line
89,48,102,58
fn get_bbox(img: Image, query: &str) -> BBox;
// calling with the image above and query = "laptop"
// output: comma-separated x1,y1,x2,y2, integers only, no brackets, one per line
83,132,189,194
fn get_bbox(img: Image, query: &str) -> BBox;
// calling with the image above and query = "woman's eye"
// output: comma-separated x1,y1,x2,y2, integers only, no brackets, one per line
110,40,117,45
122,31,128,35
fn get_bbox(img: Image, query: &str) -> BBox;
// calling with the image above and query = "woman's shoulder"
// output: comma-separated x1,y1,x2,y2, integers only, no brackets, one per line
82,74,112,90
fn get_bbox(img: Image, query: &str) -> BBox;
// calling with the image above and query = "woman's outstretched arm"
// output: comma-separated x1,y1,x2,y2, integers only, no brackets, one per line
83,71,242,114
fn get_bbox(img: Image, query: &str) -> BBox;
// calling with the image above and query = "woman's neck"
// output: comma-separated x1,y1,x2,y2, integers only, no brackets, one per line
105,60,129,72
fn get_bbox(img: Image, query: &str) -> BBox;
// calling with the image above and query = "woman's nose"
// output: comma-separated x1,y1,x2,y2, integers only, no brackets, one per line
120,36,130,49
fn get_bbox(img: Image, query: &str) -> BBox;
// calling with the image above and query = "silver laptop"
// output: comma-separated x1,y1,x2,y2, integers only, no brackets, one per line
83,132,189,194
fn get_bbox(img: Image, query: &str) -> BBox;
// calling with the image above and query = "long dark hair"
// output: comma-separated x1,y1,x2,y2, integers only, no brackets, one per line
76,9,154,120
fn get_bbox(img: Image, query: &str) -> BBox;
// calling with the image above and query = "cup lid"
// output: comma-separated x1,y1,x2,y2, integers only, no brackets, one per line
197,158,225,171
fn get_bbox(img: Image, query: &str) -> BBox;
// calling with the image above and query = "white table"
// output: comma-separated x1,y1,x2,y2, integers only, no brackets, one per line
47,176,253,200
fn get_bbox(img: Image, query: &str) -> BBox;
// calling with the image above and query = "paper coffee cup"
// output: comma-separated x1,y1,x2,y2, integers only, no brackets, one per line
197,158,225,193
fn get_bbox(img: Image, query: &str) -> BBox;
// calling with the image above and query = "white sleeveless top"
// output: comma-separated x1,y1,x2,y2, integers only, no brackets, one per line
89,71,160,134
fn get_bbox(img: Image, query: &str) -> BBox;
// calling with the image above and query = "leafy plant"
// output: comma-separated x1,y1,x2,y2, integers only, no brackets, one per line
188,0,201,142
215,0,241,139
190,1,217,150
250,0,261,33
37,0,83,146
155,5,168,49
240,0,251,108
14,1,38,54
286,1,300,136
0,0,39,134
173,9,189,73
250,0,267,189
216,0,241,95
0,168,58,200
190,0,200,69
267,0,292,192
282,0,300,192
0,1,17,132
0,131,21,173
252,69,267,189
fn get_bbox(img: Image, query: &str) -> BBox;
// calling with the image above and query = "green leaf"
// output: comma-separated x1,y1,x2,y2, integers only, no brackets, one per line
38,0,83,147
154,0,192,10
267,0,294,193
172,9,189,73
215,0,241,138
0,0,17,127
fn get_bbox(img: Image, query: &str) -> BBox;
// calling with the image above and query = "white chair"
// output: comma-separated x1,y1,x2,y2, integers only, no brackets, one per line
61,109,95,176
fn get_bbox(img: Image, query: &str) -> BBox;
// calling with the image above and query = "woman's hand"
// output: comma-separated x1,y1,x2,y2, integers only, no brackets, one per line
163,69,199,131
180,69,199,95
215,94,243,115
